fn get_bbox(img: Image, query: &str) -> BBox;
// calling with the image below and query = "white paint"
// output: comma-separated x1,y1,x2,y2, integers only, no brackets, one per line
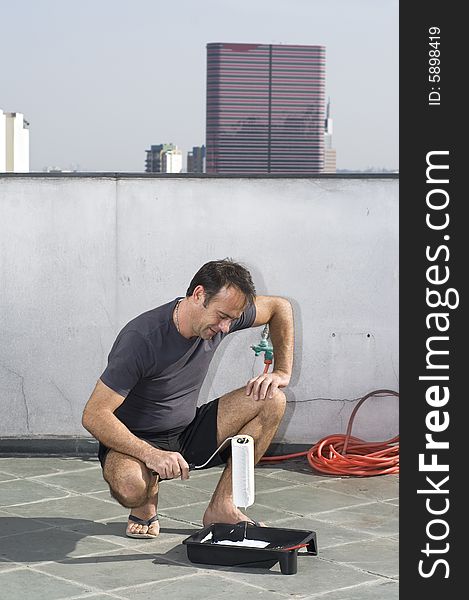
200,531,269,548
213,539,270,548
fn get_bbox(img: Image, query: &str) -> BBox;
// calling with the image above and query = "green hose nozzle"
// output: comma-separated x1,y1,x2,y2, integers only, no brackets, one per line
251,324,274,361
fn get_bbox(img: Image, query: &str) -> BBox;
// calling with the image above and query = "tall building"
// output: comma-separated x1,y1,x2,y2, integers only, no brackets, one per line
1,109,30,172
323,98,337,173
145,145,163,172
187,145,206,173
161,147,183,173
206,43,326,174
145,143,182,173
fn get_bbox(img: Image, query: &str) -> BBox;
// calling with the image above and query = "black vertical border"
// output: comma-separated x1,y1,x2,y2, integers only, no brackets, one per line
400,2,463,595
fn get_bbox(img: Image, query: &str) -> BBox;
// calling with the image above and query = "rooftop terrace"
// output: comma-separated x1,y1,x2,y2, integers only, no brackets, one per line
0,456,398,599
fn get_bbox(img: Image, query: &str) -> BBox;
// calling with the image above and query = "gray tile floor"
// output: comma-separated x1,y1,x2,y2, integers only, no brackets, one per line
0,456,398,599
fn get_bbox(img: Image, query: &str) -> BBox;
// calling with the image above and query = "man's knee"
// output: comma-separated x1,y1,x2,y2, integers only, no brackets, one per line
108,482,147,508
273,388,287,404
271,388,287,410
103,452,149,508
259,388,286,420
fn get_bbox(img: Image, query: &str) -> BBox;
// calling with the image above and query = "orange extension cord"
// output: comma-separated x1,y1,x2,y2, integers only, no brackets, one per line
260,385,399,477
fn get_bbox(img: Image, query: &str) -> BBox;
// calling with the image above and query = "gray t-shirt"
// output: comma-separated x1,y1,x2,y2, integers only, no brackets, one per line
100,298,256,437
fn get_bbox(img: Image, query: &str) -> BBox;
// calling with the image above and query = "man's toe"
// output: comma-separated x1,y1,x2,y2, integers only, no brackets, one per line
127,522,145,535
126,518,159,538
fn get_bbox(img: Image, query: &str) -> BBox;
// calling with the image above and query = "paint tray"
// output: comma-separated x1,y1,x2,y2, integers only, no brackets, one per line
182,522,318,575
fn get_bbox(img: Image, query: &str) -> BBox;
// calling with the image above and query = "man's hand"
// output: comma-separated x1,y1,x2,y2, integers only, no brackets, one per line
144,446,190,480
245,370,290,401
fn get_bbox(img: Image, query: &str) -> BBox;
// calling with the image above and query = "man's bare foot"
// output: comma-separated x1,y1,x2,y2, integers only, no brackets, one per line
126,514,160,538
126,496,160,538
203,502,265,527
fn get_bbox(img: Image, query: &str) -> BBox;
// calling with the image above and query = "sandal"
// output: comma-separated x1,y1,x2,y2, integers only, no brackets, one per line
126,514,160,539
247,520,263,527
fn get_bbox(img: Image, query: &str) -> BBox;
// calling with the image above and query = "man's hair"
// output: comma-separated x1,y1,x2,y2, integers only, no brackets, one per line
186,258,256,307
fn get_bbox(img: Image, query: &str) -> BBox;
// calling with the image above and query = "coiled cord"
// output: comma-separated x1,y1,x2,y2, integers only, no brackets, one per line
260,389,399,476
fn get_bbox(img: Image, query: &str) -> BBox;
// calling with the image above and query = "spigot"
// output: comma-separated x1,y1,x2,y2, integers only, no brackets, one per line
251,324,274,361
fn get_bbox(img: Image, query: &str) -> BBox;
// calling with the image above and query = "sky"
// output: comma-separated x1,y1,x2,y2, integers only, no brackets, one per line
1,0,398,172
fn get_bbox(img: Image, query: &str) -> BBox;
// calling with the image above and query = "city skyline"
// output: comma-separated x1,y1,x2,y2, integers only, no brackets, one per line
1,0,398,172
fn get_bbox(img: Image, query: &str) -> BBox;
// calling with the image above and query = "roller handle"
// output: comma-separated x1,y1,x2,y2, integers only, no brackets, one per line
151,463,195,480
149,436,234,480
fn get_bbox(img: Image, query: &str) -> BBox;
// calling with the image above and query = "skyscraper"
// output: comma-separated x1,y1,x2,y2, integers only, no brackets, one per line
323,98,337,173
145,143,182,173
1,109,29,173
187,145,206,173
161,148,183,173
145,144,164,173
206,43,326,174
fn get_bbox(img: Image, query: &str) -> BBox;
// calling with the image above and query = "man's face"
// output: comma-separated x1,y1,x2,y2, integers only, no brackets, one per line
192,285,247,340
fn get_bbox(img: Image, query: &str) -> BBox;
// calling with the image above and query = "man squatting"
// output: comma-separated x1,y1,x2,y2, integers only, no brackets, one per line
82,259,293,538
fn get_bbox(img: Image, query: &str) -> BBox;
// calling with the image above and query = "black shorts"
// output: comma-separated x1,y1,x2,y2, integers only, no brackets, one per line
98,398,231,472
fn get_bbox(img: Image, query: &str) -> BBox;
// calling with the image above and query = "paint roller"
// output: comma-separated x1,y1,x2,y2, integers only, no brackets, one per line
231,434,255,508
151,434,255,507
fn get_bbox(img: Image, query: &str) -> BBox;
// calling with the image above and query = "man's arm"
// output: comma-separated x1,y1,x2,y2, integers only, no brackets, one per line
82,380,189,479
246,295,294,400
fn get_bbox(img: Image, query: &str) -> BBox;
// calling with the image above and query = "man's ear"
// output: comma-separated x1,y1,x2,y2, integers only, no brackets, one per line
192,285,206,306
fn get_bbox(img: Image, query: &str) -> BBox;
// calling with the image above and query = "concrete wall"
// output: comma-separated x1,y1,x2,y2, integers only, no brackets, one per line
0,175,399,444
